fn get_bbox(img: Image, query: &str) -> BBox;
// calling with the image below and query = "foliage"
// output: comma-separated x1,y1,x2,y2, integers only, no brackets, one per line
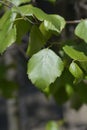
75,20,87,43
46,120,64,130
0,0,87,110
46,121,59,130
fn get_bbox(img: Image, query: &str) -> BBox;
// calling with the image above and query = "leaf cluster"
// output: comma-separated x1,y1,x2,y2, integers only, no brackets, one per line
0,0,87,109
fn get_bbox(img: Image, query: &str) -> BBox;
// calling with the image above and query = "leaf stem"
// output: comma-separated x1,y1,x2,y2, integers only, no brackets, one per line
14,17,24,22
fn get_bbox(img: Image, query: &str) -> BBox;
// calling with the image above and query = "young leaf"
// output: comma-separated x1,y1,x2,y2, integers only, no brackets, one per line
27,25,46,57
69,62,83,83
63,45,87,61
45,14,66,33
27,49,64,90
75,20,87,43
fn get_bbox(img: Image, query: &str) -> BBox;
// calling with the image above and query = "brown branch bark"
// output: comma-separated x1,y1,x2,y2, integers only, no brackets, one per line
66,20,81,24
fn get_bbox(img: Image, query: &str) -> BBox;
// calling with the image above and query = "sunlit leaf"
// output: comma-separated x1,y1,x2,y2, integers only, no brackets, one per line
13,5,66,34
13,5,47,20
69,62,83,83
75,20,87,43
0,25,16,53
27,49,64,90
43,14,65,34
63,45,87,61
0,10,16,53
0,10,16,29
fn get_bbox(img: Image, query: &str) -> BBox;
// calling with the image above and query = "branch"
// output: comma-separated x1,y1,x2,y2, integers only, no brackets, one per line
66,20,81,24
0,0,86,26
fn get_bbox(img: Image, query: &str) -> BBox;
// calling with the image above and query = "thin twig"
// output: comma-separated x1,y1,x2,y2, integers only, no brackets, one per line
0,0,11,8
14,16,37,25
66,20,81,24
23,16,36,24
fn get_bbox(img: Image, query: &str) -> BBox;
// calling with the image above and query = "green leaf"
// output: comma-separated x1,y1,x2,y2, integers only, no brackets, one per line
75,82,87,104
0,10,16,53
63,45,87,61
13,5,66,34
50,69,74,104
70,93,83,110
27,25,46,56
9,0,31,6
39,22,52,40
50,69,74,95
66,84,74,97
13,5,47,20
69,62,83,83
46,121,59,130
0,10,16,29
0,25,16,53
75,20,87,43
53,86,69,105
45,14,66,34
27,49,64,90
80,61,87,73
15,19,32,43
